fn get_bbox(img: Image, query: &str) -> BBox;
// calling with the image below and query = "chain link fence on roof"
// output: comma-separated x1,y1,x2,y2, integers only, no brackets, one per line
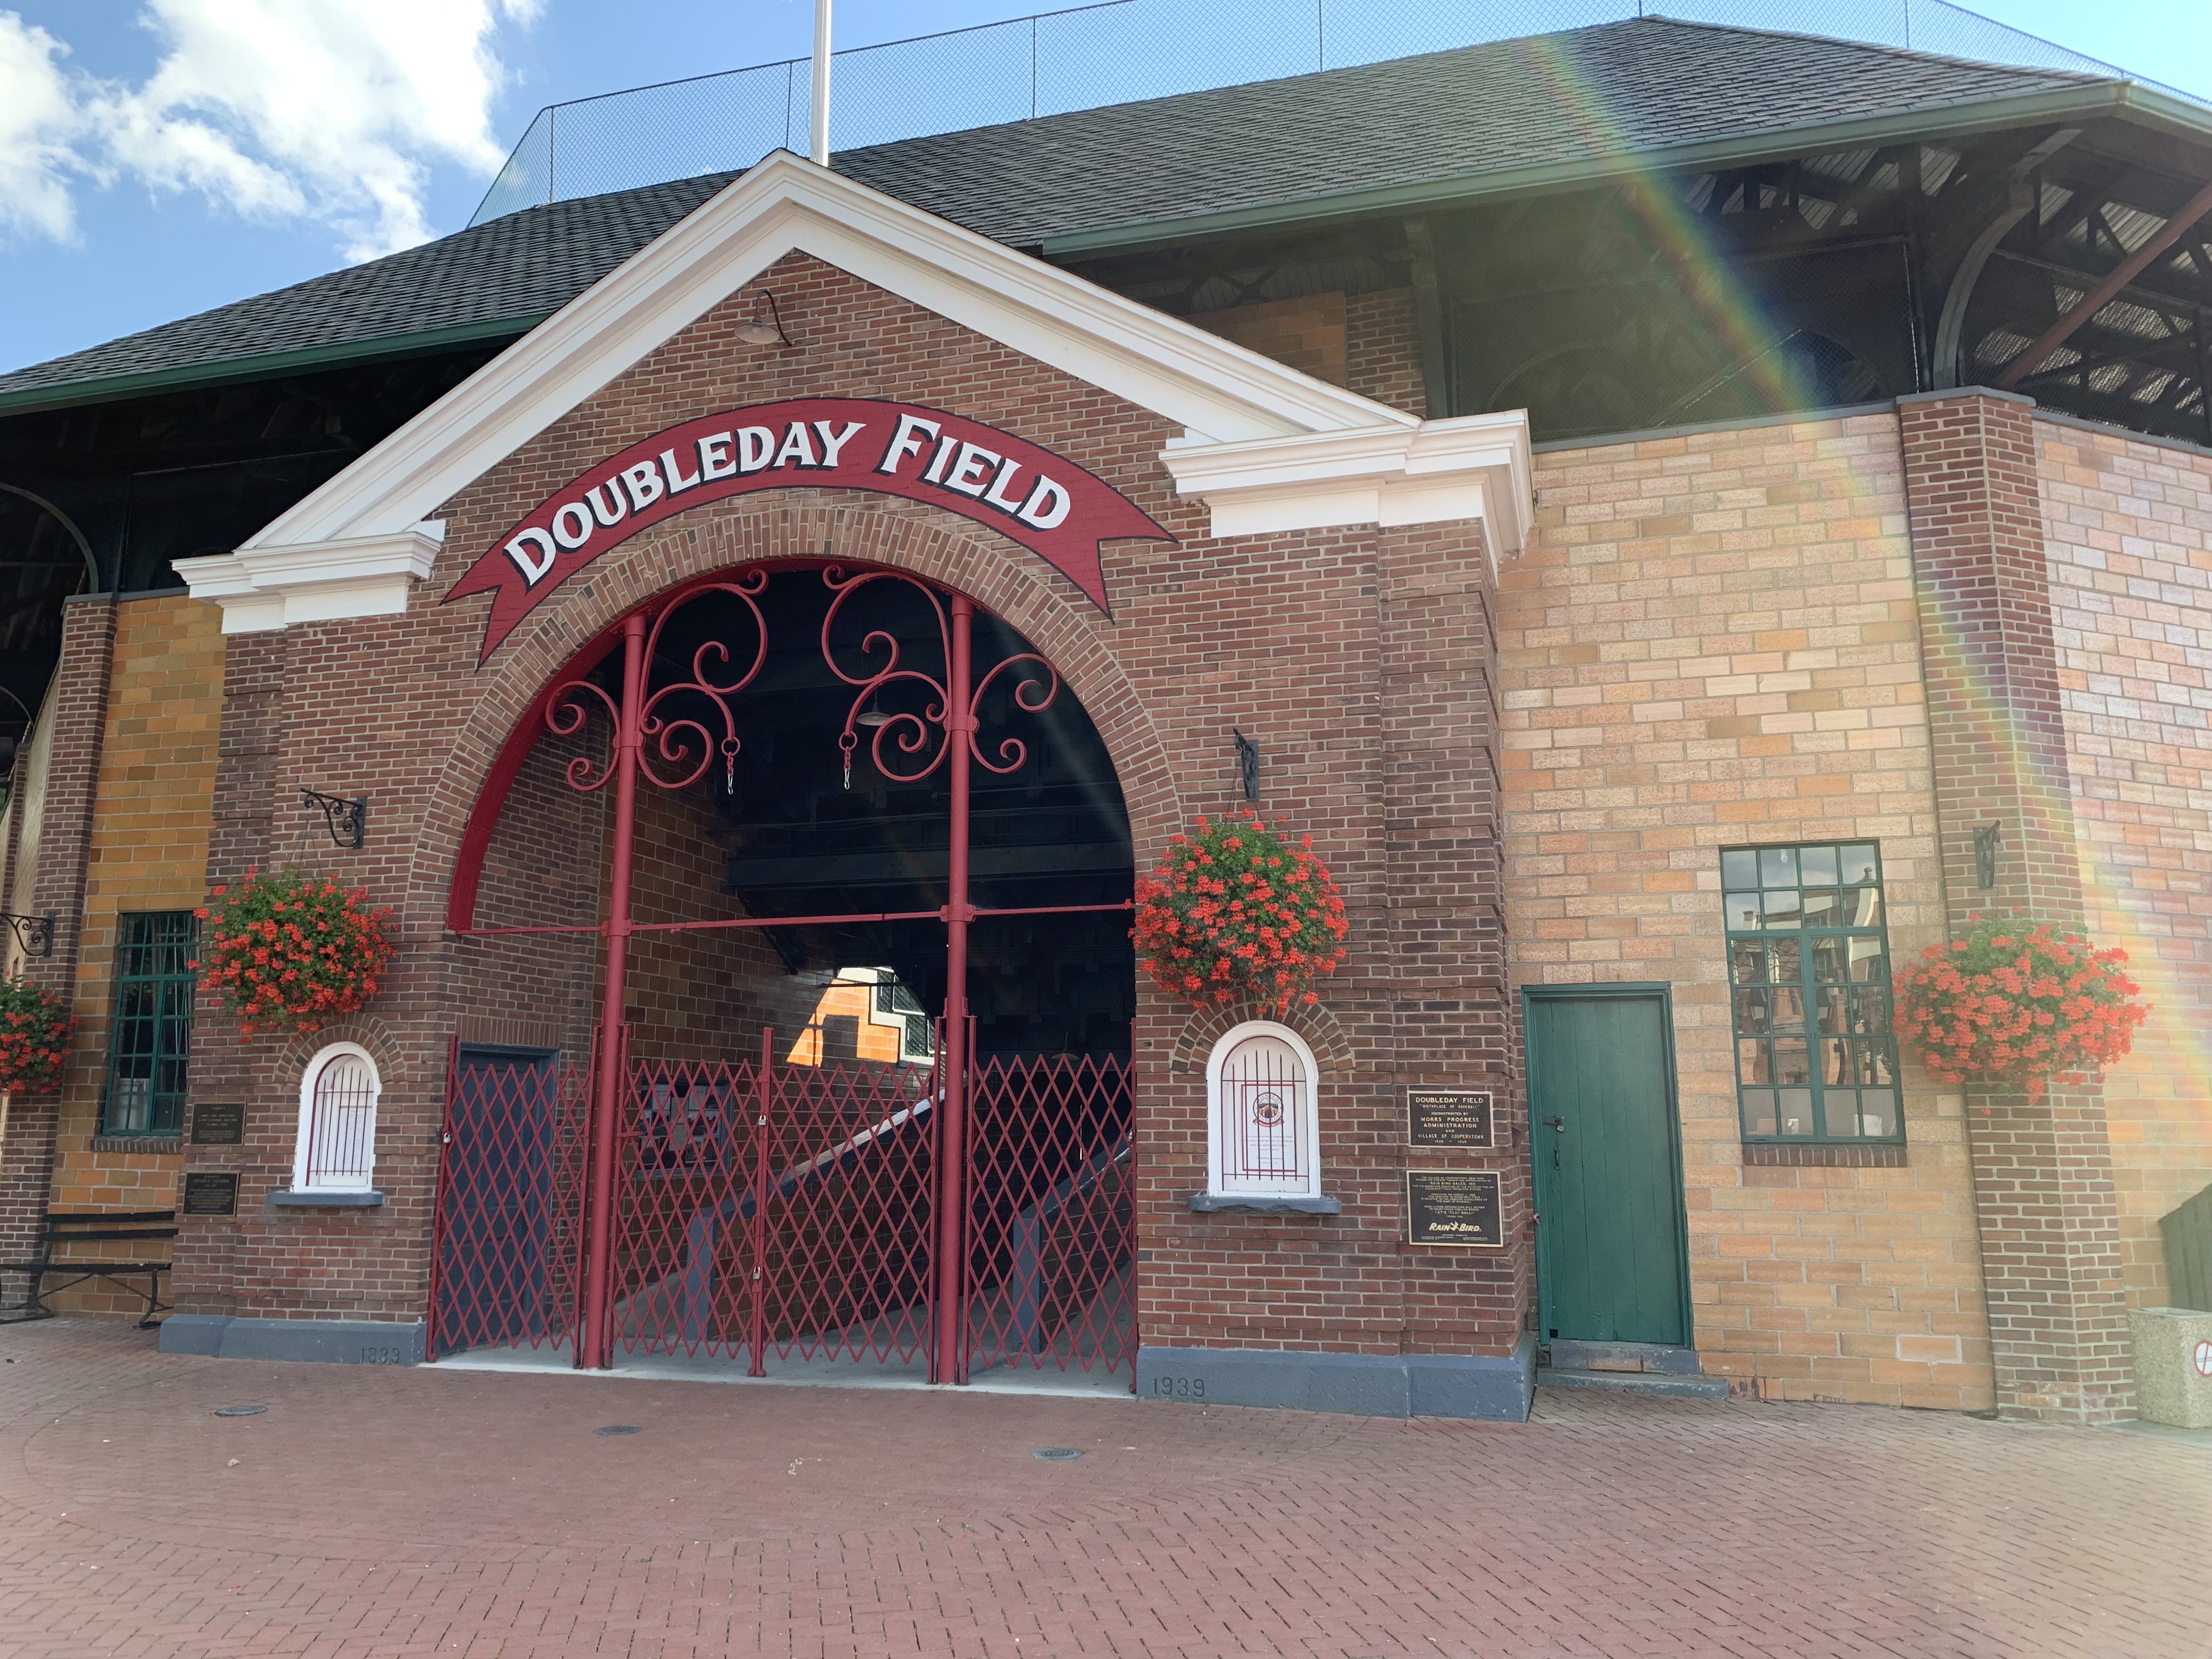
468,0,2207,227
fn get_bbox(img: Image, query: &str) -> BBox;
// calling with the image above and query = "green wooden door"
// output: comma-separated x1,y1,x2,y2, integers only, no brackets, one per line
1527,990,1689,1346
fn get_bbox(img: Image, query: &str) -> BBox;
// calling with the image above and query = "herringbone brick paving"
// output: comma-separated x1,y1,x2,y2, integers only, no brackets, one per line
0,1320,2204,1658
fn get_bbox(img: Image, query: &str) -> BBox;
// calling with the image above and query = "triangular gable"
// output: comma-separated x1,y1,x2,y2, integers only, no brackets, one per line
180,153,1530,632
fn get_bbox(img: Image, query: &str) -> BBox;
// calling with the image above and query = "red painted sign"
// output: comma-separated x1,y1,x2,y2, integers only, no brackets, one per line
444,397,1173,662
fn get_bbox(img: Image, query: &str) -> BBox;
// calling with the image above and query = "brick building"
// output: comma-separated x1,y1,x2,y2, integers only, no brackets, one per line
1,20,2207,1424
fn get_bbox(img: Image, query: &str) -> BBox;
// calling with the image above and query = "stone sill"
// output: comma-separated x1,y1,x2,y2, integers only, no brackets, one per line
89,1136,183,1155
1742,1142,1906,1168
1187,1193,1342,1215
268,1188,387,1208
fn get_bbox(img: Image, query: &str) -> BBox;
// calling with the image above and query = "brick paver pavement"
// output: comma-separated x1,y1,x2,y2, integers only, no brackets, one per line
0,1319,2205,1659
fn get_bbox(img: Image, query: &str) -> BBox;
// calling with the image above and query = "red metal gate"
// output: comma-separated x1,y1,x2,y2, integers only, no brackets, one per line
608,1037,938,1369
963,1051,1133,1378
429,1041,591,1359
436,565,1136,1383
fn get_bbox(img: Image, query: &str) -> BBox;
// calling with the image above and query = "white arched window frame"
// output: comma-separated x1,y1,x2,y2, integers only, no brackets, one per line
1205,1021,1323,1201
293,1042,381,1193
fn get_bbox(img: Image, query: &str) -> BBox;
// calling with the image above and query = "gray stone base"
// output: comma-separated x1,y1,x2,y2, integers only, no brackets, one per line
1137,1336,1534,1421
1545,1338,1703,1376
158,1314,424,1367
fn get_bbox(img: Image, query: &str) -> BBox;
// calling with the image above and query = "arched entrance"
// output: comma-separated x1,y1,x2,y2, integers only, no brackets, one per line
428,561,1136,1386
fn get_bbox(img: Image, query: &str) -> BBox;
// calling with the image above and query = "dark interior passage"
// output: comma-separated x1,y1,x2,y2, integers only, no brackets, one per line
588,563,1135,1059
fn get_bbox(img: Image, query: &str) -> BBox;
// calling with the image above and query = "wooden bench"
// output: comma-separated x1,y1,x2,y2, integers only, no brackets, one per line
0,1211,177,1328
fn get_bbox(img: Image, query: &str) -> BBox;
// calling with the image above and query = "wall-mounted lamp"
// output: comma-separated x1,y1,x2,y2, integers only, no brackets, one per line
1,911,55,958
1233,729,1260,804
732,290,793,348
1973,821,2003,890
302,787,366,850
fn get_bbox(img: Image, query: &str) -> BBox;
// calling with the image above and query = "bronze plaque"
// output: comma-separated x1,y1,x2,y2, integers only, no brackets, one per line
1406,1170,1503,1249
1408,1088,1494,1150
182,1172,239,1217
190,1102,245,1146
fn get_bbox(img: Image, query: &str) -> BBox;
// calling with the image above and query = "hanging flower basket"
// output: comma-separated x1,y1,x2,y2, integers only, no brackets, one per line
1132,810,1349,1015
0,977,76,1094
1892,915,2149,1103
195,868,396,1039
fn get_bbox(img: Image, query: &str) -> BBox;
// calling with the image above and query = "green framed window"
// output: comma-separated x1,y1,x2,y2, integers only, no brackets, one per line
1722,843,1902,1144
101,911,197,1137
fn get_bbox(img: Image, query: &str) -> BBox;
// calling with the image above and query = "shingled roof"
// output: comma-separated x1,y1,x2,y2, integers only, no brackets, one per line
0,15,2160,412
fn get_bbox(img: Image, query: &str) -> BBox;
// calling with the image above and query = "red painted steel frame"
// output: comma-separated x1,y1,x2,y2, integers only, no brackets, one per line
934,595,974,1385
581,612,647,1369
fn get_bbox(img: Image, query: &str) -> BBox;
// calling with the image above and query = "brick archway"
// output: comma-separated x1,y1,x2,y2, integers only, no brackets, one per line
415,490,1183,936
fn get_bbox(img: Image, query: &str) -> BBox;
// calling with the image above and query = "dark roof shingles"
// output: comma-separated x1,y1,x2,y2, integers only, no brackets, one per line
0,17,2107,403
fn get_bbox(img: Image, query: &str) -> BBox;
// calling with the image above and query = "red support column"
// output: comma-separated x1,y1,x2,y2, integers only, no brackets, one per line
749,1024,772,1378
932,595,975,1385
580,611,648,1371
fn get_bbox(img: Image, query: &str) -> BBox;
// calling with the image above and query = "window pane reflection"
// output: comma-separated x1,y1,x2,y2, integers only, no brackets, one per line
1720,841,1900,1144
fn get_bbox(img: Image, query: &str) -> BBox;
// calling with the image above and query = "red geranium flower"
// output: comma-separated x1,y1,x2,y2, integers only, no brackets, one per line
1894,915,2148,1102
1132,811,1348,1016
197,867,395,1039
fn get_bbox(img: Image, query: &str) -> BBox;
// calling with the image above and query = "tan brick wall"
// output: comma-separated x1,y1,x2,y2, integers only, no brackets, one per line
1503,411,1996,1409
44,594,223,1313
2035,418,2212,1308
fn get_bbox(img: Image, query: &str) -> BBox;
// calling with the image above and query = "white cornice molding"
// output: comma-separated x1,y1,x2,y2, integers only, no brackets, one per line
1161,410,1533,566
176,524,444,635
241,152,1413,554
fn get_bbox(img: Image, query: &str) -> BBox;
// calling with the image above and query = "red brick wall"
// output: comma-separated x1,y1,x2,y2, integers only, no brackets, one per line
1187,293,1347,387
1345,289,1425,416
162,251,1520,1359
1897,390,2129,1424
2034,417,2212,1314
0,597,116,1263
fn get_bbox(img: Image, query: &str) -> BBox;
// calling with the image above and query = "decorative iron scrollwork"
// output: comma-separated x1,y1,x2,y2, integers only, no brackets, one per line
2,911,55,958
1233,729,1260,803
546,570,769,798
301,788,367,849
821,566,1057,791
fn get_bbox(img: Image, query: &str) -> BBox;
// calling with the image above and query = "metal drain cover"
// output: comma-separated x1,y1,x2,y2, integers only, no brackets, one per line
212,1406,268,1418
593,1425,644,1436
1033,1447,1084,1460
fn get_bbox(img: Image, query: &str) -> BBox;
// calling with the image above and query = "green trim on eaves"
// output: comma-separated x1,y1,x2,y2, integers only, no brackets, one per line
0,313,553,419
1041,82,2196,256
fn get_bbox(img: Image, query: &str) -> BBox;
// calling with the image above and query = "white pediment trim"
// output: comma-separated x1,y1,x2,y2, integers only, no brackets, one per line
180,151,1531,629
180,523,444,635
1161,410,1533,569
235,151,1416,555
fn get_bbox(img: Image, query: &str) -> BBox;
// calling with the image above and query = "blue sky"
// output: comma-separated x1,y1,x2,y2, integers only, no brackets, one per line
1,0,2205,376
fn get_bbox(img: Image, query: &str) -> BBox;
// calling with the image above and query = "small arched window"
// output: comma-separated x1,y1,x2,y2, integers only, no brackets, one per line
294,1043,381,1193
1206,1022,1321,1200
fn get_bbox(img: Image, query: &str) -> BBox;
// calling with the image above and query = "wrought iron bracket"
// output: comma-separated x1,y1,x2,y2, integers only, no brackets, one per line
302,788,367,850
1,911,55,958
1973,821,2003,890
1233,729,1260,803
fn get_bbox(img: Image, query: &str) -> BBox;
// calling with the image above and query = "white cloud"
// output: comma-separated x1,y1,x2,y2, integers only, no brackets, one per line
0,0,542,261
0,13,81,240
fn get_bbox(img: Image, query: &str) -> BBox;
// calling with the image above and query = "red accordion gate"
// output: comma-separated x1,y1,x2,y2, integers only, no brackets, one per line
430,564,1136,1383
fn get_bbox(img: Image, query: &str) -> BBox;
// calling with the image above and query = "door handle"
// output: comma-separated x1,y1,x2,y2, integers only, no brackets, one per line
1542,1116,1565,1131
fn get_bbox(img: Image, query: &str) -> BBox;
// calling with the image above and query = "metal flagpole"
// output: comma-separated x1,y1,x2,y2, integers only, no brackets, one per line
810,0,832,165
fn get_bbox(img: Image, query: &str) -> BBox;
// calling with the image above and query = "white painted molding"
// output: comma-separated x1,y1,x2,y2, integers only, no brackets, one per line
1161,410,1533,565
175,523,444,635
240,151,1414,554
